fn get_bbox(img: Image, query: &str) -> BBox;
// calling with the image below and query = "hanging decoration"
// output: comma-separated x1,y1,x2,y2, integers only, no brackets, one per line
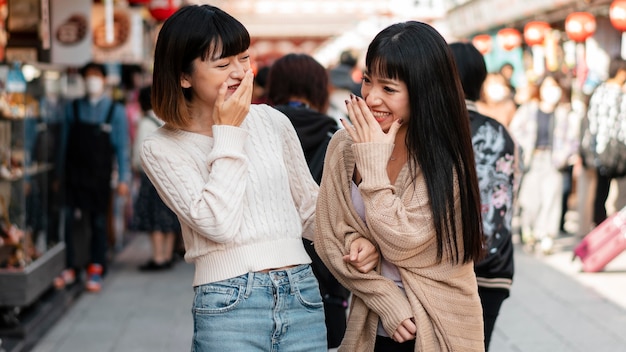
610,1,626,59
497,28,522,51
472,34,492,55
565,12,596,43
149,0,180,22
610,0,626,31
523,21,551,46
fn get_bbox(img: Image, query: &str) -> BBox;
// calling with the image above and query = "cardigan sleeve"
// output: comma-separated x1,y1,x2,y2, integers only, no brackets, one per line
314,132,413,335
140,125,250,243
352,142,441,265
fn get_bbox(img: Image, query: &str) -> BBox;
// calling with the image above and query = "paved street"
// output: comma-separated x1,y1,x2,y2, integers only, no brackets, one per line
28,232,626,352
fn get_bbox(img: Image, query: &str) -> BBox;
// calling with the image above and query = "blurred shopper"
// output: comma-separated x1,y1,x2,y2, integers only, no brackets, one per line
132,85,181,271
328,49,361,125
60,62,131,292
315,21,485,352
142,5,329,350
251,65,270,104
477,72,517,128
499,62,517,99
509,72,581,254
580,57,626,233
450,42,518,351
266,53,348,348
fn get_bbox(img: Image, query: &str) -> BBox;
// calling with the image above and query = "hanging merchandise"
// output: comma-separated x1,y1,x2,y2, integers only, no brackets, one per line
497,28,522,51
472,34,492,55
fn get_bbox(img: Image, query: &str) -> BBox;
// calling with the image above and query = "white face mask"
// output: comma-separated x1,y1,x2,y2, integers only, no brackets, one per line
85,76,104,97
485,84,508,102
541,86,562,105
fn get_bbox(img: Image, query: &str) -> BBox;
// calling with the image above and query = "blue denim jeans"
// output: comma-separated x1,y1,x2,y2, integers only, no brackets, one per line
191,264,327,352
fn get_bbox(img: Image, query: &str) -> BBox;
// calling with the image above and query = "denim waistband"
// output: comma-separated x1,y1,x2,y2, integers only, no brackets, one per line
194,264,311,294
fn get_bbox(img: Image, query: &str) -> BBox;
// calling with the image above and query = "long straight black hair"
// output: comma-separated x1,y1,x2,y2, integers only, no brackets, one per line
366,21,484,264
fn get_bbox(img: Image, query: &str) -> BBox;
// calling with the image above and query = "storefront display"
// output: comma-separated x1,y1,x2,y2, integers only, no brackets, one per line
0,63,66,343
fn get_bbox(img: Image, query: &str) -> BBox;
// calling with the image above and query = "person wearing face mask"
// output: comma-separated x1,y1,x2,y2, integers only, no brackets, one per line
509,73,581,254
477,72,518,128
57,62,131,293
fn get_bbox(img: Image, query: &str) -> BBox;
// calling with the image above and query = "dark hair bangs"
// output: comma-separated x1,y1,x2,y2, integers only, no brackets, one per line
200,11,250,61
366,45,405,82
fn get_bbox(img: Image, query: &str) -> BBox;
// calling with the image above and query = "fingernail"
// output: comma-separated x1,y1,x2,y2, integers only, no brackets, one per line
398,119,404,124
350,93,355,99
345,99,349,105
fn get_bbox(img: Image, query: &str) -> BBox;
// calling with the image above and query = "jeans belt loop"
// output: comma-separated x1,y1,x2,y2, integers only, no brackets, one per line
245,272,254,298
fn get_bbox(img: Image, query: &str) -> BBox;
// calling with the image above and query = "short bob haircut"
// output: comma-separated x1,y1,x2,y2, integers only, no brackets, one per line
152,5,250,128
448,42,487,102
266,53,330,113
365,21,483,264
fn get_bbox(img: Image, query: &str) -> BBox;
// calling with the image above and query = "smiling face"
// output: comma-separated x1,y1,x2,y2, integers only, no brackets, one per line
360,70,410,133
181,48,251,108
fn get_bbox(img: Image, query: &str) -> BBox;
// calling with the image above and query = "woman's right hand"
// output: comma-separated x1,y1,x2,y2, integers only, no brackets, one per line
343,237,379,273
213,69,254,127
392,318,417,343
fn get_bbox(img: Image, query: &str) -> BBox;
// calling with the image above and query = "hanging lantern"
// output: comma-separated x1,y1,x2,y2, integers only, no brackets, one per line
497,28,522,51
610,0,626,32
472,34,492,55
149,0,180,22
565,12,596,42
524,21,551,46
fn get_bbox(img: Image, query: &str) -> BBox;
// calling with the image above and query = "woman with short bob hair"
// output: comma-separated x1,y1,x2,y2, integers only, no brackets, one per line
143,5,328,350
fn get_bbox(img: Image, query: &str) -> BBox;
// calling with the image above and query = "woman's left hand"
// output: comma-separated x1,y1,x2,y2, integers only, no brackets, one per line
342,95,402,144
343,237,379,273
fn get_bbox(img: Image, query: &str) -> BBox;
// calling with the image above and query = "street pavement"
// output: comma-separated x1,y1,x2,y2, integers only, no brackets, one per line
29,231,626,352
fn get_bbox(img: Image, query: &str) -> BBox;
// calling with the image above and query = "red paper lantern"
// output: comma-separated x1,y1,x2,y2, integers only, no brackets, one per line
149,0,180,22
565,12,597,42
472,34,492,55
610,0,626,32
524,21,551,46
497,28,522,51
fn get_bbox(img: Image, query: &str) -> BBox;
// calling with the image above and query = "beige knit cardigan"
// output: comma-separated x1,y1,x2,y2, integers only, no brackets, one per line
315,130,484,352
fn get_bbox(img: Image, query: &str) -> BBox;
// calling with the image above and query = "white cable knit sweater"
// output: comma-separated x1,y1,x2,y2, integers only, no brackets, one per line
140,104,318,286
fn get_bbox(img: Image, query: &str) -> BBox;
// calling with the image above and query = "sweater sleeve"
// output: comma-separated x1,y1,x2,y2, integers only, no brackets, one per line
140,125,250,243
352,143,439,264
270,106,319,241
314,132,413,336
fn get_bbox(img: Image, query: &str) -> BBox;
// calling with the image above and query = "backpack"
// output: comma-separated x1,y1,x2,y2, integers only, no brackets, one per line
308,131,334,184
581,84,626,178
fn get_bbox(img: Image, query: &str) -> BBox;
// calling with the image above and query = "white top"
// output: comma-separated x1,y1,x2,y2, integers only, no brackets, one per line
140,104,318,286
132,110,162,172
